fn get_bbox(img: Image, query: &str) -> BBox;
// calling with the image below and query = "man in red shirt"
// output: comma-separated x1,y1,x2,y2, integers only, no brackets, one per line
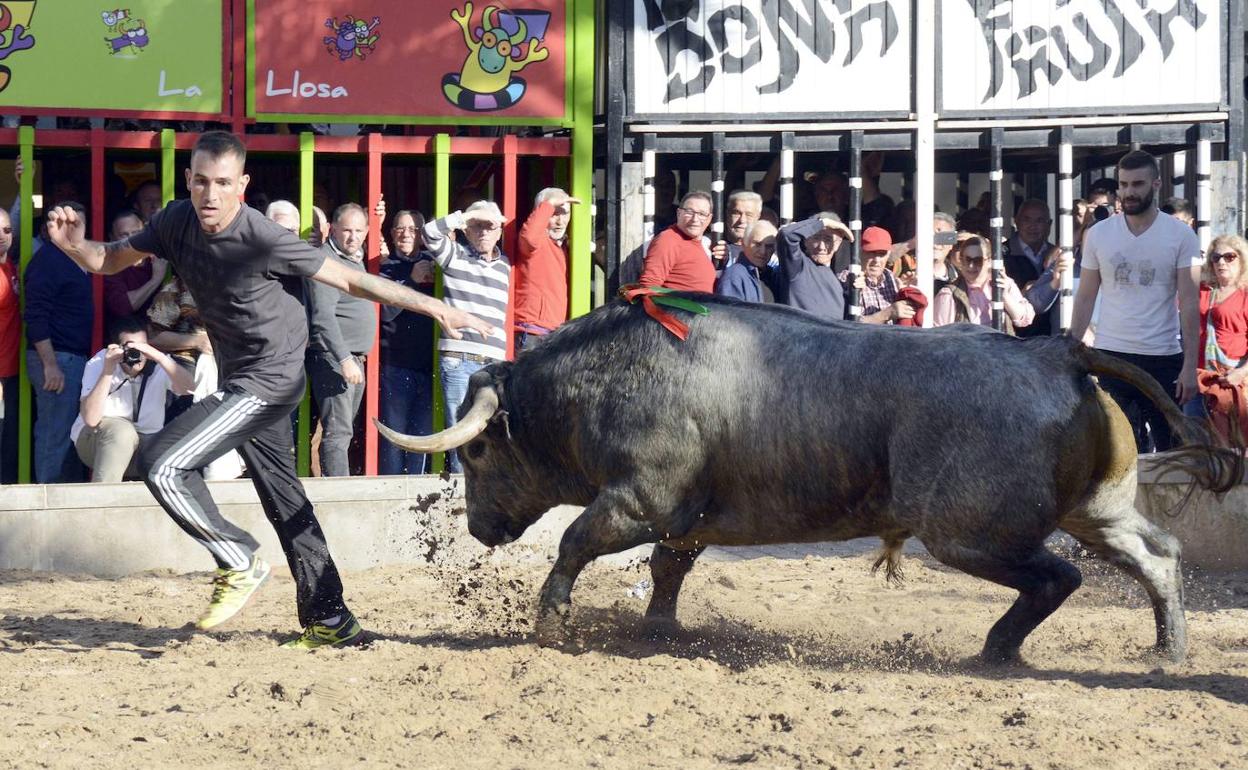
514,188,579,352
0,207,17,483
640,191,716,293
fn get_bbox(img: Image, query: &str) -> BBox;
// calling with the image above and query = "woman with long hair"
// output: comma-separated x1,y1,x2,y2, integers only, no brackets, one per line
931,233,1034,333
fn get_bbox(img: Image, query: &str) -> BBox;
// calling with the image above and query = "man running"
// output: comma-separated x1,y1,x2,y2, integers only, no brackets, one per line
45,131,492,648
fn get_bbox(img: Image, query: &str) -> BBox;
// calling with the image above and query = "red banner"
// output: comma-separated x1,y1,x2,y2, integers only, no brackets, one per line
250,0,568,122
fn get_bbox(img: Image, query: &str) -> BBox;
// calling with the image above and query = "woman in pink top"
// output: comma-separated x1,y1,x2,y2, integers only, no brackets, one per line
932,233,1034,333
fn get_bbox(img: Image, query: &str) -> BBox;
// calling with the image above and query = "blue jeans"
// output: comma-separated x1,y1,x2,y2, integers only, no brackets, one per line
439,354,484,473
26,350,87,483
378,364,433,475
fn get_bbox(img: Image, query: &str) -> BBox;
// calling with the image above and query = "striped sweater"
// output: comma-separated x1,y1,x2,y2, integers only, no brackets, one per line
422,212,511,360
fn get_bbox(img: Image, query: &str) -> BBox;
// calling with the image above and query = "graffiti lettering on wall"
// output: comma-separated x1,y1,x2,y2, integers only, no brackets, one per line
966,0,1209,103
638,0,901,104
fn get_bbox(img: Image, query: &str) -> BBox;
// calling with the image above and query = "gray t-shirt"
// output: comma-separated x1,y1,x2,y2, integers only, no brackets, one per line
129,201,326,404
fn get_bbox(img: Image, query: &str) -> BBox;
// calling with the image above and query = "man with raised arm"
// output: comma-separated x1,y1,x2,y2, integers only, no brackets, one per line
45,131,491,649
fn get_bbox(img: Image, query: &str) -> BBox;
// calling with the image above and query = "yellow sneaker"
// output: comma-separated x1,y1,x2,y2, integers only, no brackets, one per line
195,556,271,630
280,613,365,649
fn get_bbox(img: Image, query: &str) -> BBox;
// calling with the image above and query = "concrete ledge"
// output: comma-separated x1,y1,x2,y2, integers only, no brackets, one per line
2,459,1248,575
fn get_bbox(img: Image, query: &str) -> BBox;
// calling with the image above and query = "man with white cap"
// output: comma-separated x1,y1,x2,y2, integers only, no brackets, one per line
777,212,855,321
421,199,511,472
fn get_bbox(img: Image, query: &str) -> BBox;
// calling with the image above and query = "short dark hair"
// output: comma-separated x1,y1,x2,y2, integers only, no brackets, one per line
679,191,713,211
1117,150,1159,179
332,202,367,224
193,130,246,165
1161,197,1193,217
1088,178,1118,197
392,209,426,230
110,208,142,232
109,315,147,344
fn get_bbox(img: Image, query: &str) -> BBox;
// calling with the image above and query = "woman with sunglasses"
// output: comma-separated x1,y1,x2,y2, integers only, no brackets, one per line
931,233,1034,333
1190,235,1248,421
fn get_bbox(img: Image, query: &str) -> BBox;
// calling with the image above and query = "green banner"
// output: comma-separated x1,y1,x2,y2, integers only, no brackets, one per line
0,0,223,115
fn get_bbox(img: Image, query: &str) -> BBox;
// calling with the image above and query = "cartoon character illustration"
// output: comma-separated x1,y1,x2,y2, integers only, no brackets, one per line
442,2,549,111
105,17,148,55
101,8,129,34
323,15,380,61
0,0,39,93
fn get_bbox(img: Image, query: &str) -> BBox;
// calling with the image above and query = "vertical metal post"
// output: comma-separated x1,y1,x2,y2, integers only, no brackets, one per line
642,133,656,246
160,127,176,205
502,134,519,360
710,131,725,264
90,129,106,354
431,133,451,474
1197,124,1213,251
848,132,863,320
779,132,795,225
1058,126,1074,333
16,126,33,483
297,132,315,477
568,0,595,318
915,0,937,324
363,131,382,476
990,129,1005,332
603,0,626,297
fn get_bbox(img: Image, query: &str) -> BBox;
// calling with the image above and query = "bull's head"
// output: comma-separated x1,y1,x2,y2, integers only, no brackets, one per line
375,364,547,547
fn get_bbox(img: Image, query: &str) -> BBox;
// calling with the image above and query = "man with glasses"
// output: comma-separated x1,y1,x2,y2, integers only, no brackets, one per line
422,199,511,473
640,191,716,293
716,220,778,304
1070,150,1203,452
845,226,911,325
777,211,853,321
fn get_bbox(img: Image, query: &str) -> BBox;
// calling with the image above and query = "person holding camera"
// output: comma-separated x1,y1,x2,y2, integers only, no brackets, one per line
71,317,193,483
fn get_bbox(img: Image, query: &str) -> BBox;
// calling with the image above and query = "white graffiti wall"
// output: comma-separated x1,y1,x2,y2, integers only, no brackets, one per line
940,0,1223,114
630,0,912,116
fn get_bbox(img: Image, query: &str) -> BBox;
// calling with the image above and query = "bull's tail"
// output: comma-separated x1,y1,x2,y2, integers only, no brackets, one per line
1074,343,1243,499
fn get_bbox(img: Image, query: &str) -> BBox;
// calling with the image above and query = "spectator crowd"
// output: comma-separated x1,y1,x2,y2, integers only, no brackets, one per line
0,147,1238,484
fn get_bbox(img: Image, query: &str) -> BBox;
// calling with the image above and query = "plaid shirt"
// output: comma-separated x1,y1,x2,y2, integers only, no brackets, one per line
838,268,900,320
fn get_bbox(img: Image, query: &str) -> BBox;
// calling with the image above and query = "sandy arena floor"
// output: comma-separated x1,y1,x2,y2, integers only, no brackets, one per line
2,547,1248,769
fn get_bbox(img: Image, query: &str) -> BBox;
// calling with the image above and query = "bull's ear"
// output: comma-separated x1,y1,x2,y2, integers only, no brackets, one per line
488,360,514,389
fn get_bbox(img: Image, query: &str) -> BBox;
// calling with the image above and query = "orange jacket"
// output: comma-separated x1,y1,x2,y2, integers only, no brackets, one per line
513,201,569,331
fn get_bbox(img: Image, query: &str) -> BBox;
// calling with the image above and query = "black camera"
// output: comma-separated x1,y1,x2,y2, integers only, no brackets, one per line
122,346,143,367
1093,204,1113,222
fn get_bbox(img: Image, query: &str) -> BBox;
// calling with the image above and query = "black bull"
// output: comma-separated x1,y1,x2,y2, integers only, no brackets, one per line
378,296,1241,663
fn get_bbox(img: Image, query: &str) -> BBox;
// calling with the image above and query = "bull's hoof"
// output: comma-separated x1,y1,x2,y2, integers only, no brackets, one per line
979,645,1025,667
640,615,681,642
1151,643,1187,665
534,605,571,648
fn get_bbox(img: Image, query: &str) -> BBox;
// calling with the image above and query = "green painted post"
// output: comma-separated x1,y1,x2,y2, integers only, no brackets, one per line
431,133,451,475
16,127,33,484
568,0,595,318
297,132,315,477
160,128,176,204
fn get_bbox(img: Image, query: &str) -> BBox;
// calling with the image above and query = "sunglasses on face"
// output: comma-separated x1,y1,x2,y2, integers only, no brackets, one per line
1212,252,1239,264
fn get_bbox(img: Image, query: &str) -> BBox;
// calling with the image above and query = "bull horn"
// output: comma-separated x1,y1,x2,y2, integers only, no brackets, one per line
509,17,527,44
374,386,499,452
482,5,497,30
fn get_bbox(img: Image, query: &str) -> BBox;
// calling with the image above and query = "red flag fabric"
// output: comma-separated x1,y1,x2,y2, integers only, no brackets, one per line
896,286,929,327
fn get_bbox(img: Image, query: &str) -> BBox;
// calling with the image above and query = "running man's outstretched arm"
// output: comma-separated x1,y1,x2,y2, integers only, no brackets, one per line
45,205,152,275
311,257,493,341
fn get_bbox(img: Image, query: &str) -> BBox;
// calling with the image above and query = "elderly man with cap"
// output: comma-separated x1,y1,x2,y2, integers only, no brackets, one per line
777,212,853,321
422,199,512,473
842,226,912,325
716,220,778,304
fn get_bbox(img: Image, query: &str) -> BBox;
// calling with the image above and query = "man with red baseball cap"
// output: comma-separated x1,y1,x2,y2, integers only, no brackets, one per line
841,226,913,324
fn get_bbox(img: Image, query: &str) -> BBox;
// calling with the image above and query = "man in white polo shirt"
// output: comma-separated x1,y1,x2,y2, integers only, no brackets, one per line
1070,150,1203,452
72,317,194,482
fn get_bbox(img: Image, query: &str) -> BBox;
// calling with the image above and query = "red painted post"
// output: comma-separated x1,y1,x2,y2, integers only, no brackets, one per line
502,135,518,361
90,128,105,352
364,131,383,475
